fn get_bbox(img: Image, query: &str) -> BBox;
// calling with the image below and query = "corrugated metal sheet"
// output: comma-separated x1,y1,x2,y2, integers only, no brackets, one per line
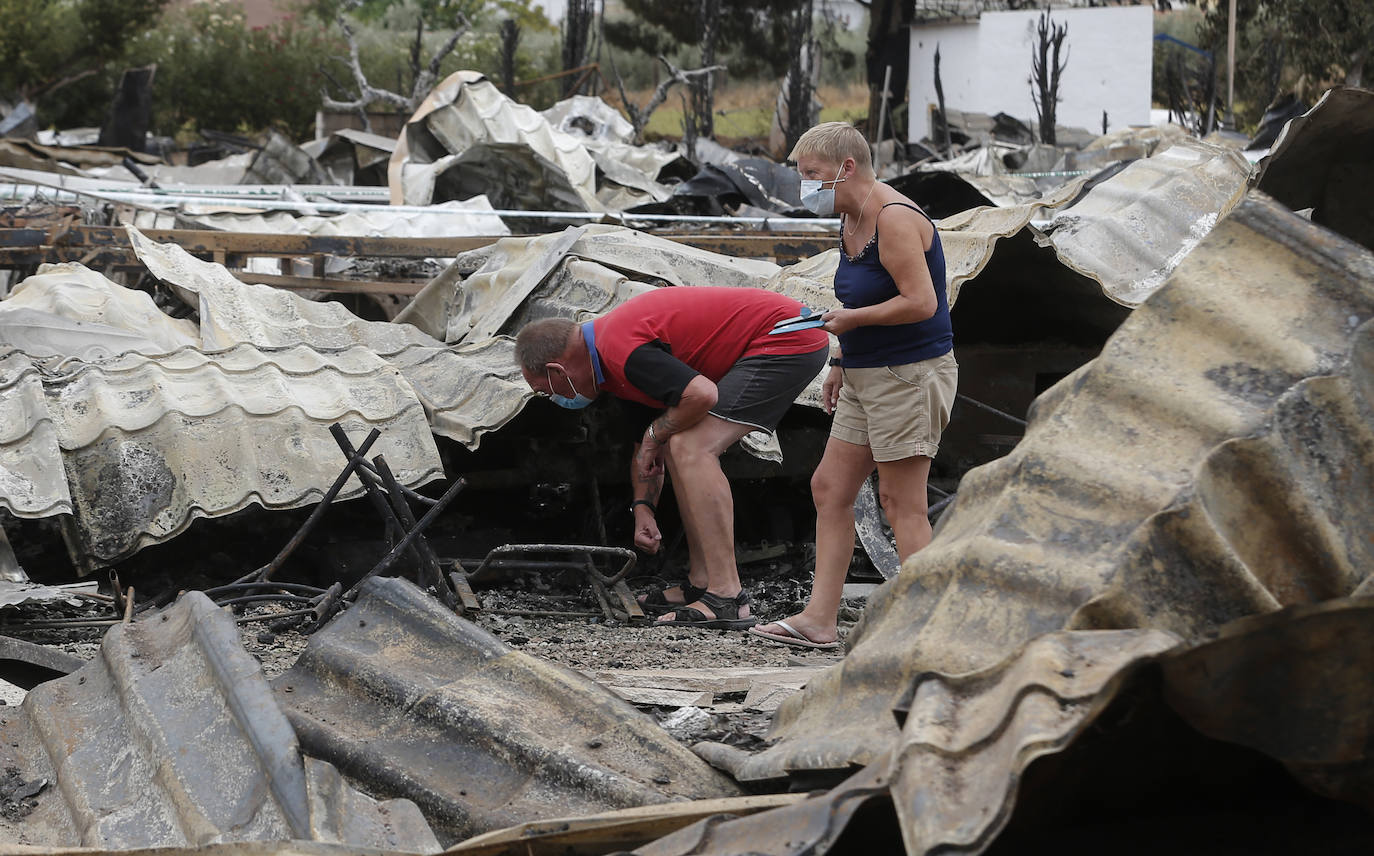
0,253,448,565
638,602,1374,854
125,227,537,451
127,226,436,353
48,343,443,567
0,348,70,518
130,197,510,241
2,590,439,851
938,176,1089,305
388,71,600,211
0,263,200,358
273,576,740,846
1045,137,1253,306
887,629,1179,854
715,191,1374,781
400,225,780,347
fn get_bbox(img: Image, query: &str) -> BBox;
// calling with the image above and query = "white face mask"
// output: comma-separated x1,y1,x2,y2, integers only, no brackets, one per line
799,164,845,215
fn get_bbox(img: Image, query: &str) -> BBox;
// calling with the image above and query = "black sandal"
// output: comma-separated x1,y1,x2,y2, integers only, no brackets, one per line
638,582,707,615
654,590,756,630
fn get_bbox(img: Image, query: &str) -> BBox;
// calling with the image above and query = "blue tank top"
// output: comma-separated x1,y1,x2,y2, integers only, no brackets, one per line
833,202,953,368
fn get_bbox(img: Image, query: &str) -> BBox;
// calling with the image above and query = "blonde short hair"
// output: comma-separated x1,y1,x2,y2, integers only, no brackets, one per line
789,122,873,176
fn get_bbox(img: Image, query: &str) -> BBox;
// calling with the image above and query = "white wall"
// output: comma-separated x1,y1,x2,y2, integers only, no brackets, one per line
909,6,1153,143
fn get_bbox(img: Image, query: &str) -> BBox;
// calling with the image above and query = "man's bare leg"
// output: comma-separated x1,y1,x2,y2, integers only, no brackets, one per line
754,436,874,644
656,414,754,622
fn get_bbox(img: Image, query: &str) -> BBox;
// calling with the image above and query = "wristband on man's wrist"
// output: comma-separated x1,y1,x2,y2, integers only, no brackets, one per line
828,356,842,367
630,498,657,515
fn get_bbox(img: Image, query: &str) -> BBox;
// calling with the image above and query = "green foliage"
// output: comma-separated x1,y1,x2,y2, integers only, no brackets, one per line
1152,6,1205,107
608,0,810,78
122,1,345,138
295,0,551,31
0,0,166,101
1195,0,1373,132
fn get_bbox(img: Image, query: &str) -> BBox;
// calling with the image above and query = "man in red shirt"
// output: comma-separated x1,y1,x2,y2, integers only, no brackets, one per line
514,286,828,629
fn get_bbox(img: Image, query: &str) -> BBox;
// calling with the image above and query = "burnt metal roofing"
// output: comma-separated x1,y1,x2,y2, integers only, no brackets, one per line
1256,86,1374,252
1045,137,1253,306
272,576,741,846
1,591,439,851
710,191,1374,782
639,600,1374,854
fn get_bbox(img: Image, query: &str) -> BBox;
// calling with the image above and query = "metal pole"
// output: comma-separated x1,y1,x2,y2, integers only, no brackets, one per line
874,64,893,175
1226,0,1237,129
343,477,467,602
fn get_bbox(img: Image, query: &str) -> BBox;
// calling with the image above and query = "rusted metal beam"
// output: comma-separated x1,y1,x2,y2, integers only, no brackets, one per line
0,225,833,262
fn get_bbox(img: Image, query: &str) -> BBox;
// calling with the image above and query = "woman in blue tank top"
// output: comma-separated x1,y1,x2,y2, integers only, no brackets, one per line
750,122,959,650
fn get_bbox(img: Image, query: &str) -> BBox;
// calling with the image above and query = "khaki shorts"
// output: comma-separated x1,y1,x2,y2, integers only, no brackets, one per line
831,351,958,462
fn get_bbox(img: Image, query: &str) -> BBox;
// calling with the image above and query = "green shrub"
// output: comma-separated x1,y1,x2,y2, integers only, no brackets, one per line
122,1,344,138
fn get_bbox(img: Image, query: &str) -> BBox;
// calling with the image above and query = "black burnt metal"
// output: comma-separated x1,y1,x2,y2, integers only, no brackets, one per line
464,544,646,623
328,425,475,613
372,455,458,610
342,475,469,603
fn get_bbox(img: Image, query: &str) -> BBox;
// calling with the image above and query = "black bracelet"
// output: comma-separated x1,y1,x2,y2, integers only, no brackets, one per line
631,499,657,515
828,357,842,367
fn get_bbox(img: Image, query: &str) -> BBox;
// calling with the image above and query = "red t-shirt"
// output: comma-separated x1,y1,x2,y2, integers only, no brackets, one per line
591,286,827,408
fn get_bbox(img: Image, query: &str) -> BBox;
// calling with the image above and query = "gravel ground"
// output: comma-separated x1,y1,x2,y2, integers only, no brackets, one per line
0,549,878,757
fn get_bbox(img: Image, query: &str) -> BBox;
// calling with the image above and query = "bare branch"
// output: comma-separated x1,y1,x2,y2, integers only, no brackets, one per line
323,10,468,116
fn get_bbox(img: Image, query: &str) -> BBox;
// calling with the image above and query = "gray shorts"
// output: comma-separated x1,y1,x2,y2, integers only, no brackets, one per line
710,346,829,432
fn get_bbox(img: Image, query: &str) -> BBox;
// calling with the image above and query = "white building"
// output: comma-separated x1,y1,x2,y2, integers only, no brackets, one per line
908,4,1154,142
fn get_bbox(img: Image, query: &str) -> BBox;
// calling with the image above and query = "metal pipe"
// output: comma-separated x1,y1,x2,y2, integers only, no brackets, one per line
204,581,328,597
0,178,841,228
217,594,317,607
374,454,457,609
955,393,1028,428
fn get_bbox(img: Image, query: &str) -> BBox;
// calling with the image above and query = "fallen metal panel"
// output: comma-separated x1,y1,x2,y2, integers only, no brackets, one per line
390,71,600,211
0,263,200,358
171,197,510,241
273,577,740,845
380,337,534,449
127,225,438,353
0,348,71,518
122,226,534,450
633,761,894,856
446,795,803,856
888,630,1179,854
936,175,1088,306
405,225,781,346
722,191,1374,780
46,344,444,568
1255,86,1374,251
1159,598,1374,809
3,591,439,851
1045,137,1253,306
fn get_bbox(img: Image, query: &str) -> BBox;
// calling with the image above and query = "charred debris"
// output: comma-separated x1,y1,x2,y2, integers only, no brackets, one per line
0,77,1372,854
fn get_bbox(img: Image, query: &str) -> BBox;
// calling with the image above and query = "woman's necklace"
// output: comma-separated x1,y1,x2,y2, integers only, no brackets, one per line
845,181,878,236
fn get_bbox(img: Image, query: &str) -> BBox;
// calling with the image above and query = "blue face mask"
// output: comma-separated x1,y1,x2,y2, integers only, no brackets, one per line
799,164,845,216
547,368,594,410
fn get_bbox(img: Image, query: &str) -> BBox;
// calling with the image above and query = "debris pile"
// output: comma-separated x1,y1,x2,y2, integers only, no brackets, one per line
0,69,1372,855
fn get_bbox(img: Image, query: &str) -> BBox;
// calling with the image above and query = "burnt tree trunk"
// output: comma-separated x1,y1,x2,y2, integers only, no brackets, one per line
691,0,721,140
1029,9,1068,146
562,0,594,96
499,19,521,96
865,0,911,140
